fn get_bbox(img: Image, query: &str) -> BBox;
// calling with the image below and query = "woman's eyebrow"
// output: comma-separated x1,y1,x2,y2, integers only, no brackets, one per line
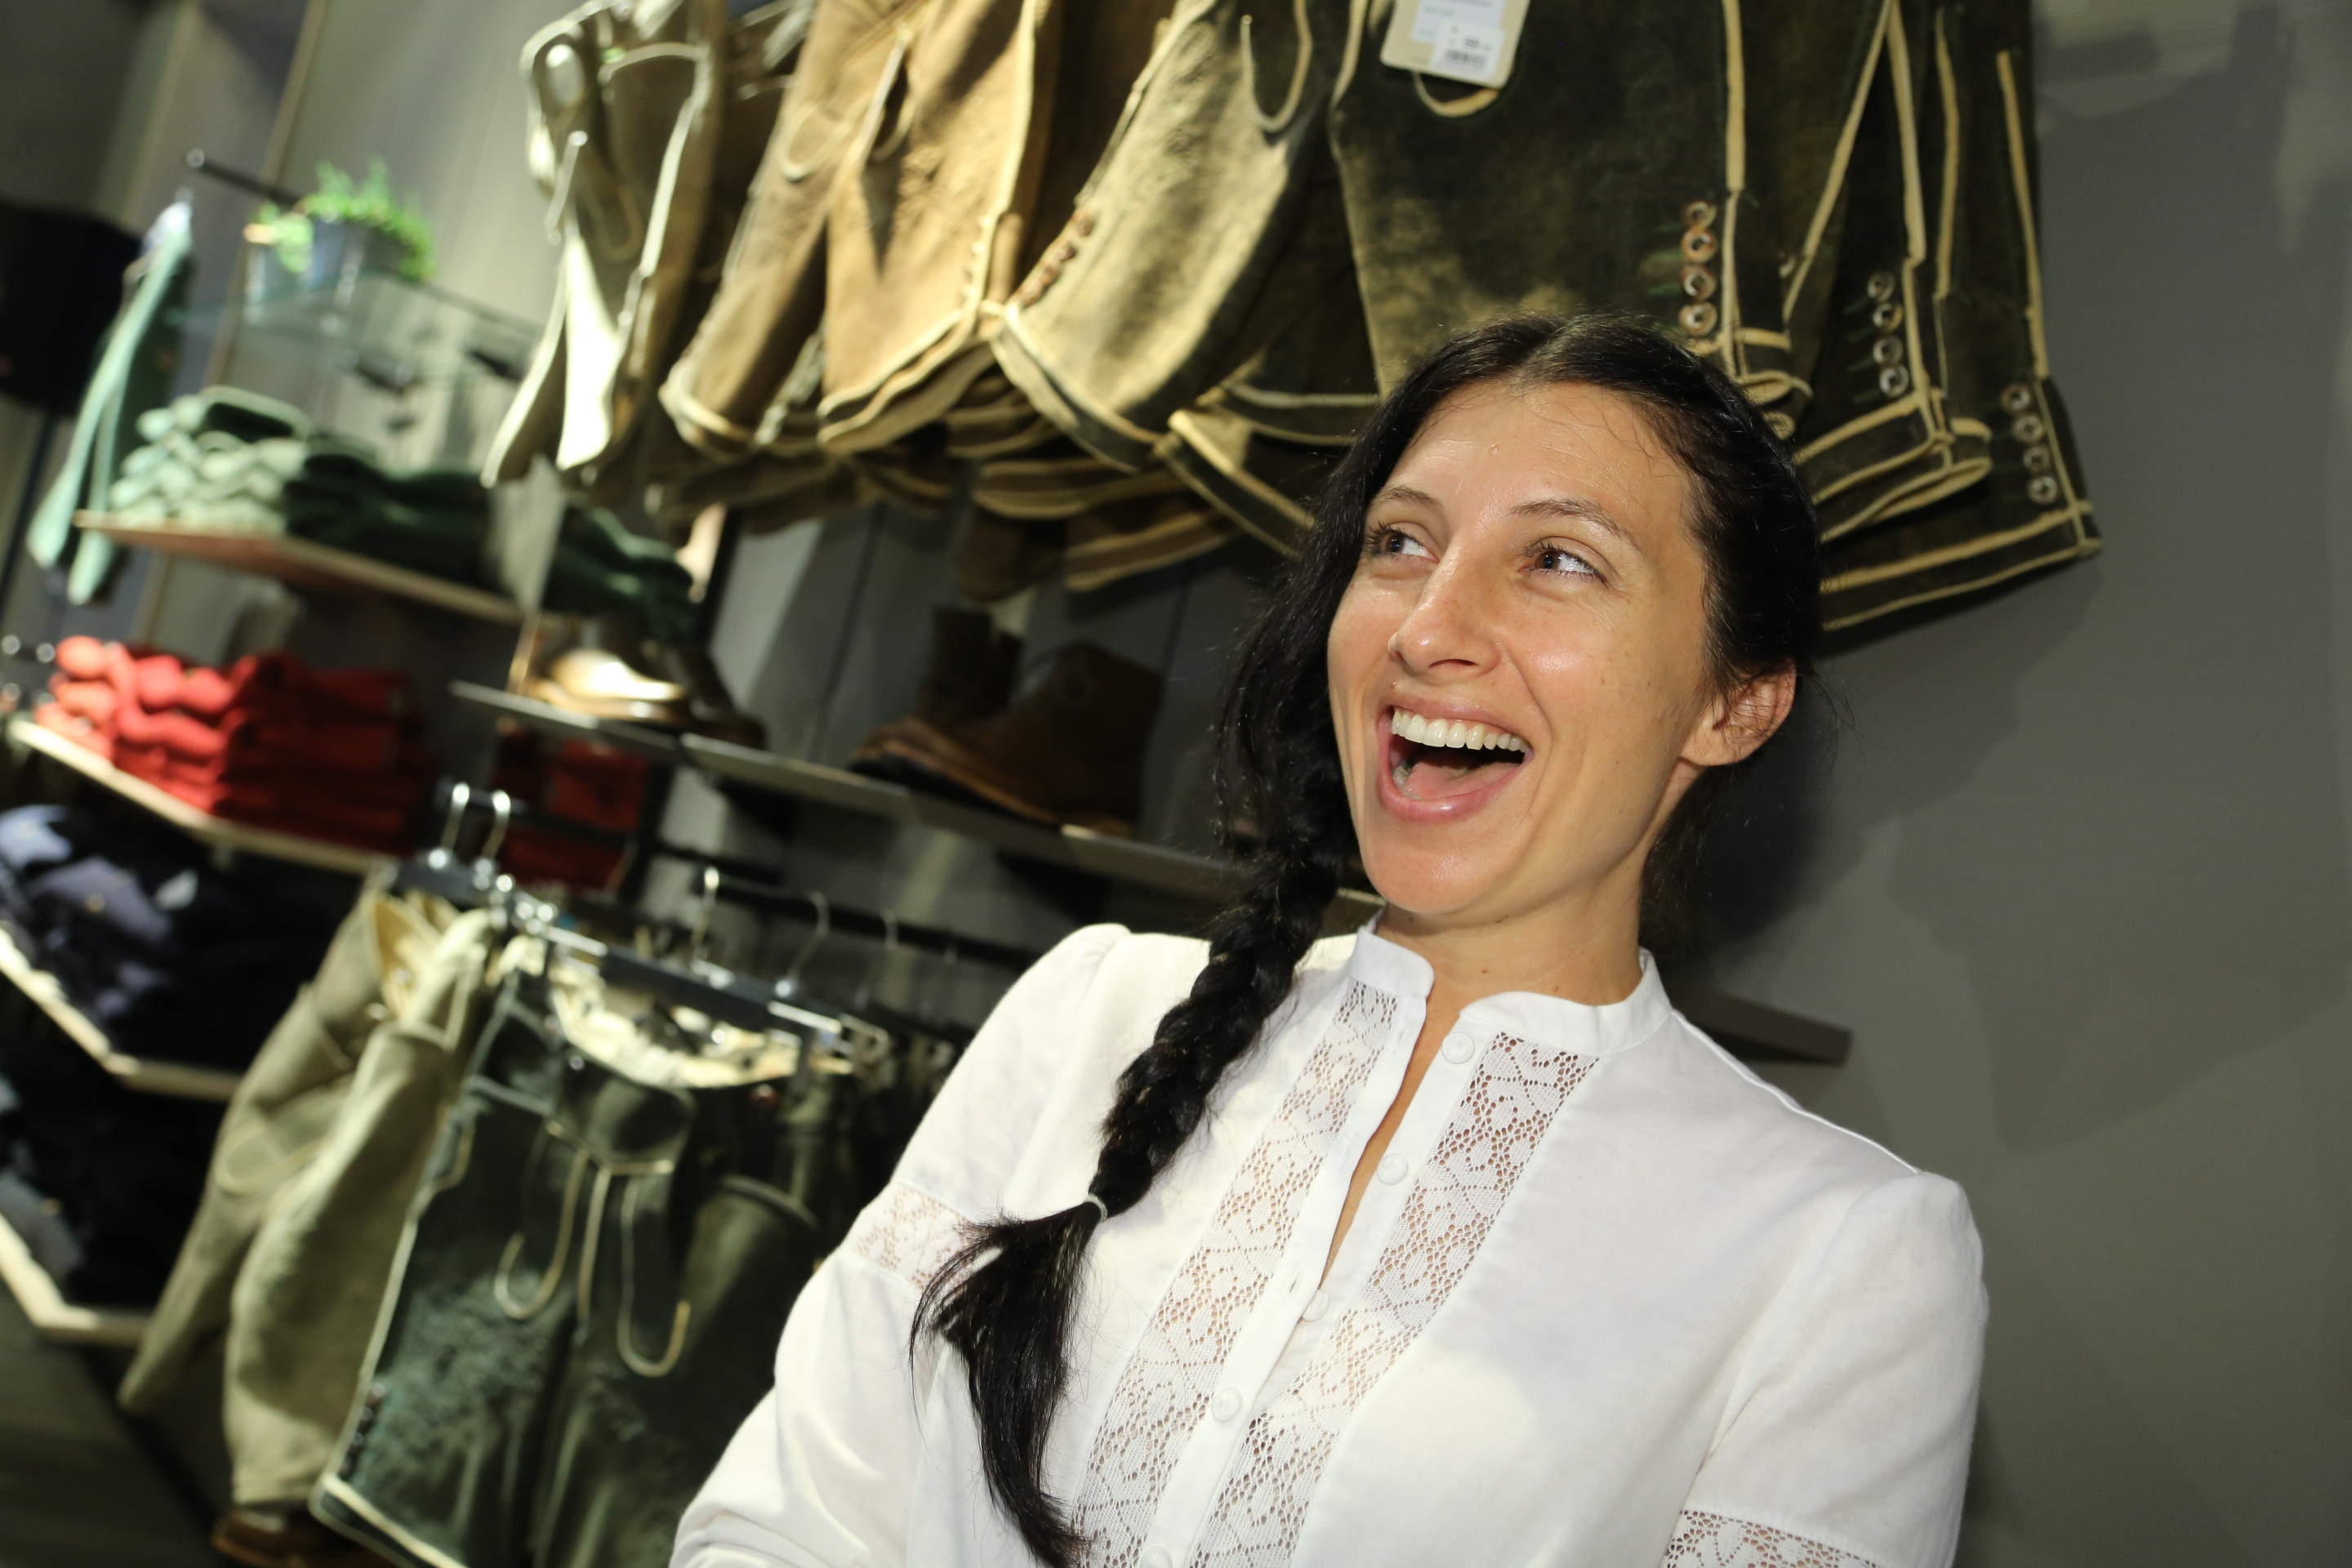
1508,494,1642,556
1370,483,1442,512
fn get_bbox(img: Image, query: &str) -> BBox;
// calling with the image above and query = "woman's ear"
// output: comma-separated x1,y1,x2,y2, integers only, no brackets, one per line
1684,663,1797,768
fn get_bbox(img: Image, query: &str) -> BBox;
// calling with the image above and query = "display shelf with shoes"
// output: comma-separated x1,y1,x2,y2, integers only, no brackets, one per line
9,716,388,877
0,1200,149,1348
451,679,1250,902
77,514,523,622
0,925,242,1102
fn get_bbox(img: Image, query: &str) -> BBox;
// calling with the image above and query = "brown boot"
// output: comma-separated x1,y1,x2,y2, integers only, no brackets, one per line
849,606,1021,765
862,641,1160,836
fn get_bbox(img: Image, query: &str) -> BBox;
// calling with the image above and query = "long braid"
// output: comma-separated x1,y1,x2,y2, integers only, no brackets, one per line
915,778,1348,1566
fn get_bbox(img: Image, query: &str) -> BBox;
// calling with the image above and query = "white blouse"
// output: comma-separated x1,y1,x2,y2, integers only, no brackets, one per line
675,924,1985,1568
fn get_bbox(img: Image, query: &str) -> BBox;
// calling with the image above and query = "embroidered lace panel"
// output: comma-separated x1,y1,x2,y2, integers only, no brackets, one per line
847,1181,970,1294
1072,980,1397,1566
1187,1032,1597,1567
1664,1512,1879,1567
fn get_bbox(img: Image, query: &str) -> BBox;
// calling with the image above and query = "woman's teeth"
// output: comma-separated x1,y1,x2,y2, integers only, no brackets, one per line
1388,706,1529,754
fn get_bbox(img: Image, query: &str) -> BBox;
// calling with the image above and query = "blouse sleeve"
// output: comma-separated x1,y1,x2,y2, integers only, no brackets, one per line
1664,1172,1989,1568
670,924,1129,1568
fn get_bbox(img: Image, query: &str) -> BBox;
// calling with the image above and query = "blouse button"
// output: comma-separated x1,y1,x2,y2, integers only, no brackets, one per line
1142,1551,1173,1568
1302,1290,1330,1321
1441,1035,1474,1065
1210,1388,1243,1423
1376,1154,1408,1186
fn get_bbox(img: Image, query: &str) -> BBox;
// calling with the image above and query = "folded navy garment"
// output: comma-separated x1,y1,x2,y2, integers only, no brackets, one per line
0,1064,218,1306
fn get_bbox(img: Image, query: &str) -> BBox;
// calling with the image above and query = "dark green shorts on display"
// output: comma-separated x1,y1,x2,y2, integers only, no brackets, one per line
313,966,895,1568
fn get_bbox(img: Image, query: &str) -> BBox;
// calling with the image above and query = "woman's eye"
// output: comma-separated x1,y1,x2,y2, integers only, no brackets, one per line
1369,527,1434,561
1534,545,1598,577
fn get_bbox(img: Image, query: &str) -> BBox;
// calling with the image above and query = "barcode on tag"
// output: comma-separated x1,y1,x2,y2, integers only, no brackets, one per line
1380,0,1522,90
1436,21,1503,82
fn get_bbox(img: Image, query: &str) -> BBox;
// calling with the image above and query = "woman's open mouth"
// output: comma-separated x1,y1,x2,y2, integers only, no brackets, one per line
1383,704,1530,805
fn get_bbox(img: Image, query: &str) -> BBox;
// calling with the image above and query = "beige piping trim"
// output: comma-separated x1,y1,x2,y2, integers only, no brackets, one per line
1720,0,1748,380
1333,0,1370,105
494,1139,586,1321
1997,50,2051,379
1245,0,1315,131
1784,0,1892,319
1823,500,2091,592
996,314,1168,450
1793,384,1930,461
1823,524,2100,629
315,1477,475,1568
617,1176,692,1377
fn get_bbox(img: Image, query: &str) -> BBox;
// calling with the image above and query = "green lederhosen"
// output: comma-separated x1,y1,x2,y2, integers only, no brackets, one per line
313,964,900,1568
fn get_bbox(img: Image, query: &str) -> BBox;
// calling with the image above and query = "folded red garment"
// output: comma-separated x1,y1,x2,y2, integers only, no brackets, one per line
52,635,148,684
113,740,433,806
46,675,115,728
109,701,413,773
66,637,413,727
151,772,426,853
33,701,111,760
149,650,412,724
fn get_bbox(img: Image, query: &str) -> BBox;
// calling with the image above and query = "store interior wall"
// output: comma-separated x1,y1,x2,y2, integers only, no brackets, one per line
1696,2,2352,1562
7,0,2345,1560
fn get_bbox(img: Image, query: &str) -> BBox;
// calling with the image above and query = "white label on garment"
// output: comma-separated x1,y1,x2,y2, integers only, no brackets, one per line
1383,0,1526,89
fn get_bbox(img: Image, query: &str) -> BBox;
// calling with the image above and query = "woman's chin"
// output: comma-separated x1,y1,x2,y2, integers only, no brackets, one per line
1357,844,1511,924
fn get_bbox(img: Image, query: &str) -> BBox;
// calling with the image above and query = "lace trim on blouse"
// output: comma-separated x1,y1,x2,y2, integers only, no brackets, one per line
1664,1511,1881,1567
1071,979,1398,1566
1187,1031,1597,1566
846,1181,970,1294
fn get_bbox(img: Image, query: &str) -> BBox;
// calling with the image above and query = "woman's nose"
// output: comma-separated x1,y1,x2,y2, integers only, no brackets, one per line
1388,564,1497,676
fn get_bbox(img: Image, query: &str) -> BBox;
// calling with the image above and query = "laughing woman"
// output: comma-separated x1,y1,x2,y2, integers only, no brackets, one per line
676,315,1986,1568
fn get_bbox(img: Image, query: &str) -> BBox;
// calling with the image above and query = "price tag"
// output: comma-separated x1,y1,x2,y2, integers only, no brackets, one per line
1382,0,1526,90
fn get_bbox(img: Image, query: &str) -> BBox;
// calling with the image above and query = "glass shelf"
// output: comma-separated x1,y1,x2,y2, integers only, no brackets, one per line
172,270,539,390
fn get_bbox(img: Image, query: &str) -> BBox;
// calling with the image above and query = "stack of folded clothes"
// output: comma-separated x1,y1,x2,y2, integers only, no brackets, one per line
39,636,437,853
0,803,333,1073
0,1062,221,1307
540,502,696,642
103,386,497,587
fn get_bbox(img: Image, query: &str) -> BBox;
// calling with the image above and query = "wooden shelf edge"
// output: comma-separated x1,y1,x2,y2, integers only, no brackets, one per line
0,928,243,1102
1670,983,1853,1064
442,687,1852,1062
11,716,388,877
78,513,523,623
0,1203,150,1348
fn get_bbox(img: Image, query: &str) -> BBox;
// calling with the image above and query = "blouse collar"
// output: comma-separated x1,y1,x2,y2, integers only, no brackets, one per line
1344,919,1673,1058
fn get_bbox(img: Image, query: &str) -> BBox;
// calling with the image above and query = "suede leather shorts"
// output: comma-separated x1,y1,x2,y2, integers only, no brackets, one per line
663,0,1174,466
312,965,901,1568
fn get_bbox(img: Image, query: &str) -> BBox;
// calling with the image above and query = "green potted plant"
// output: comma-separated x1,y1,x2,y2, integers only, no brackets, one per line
247,159,437,299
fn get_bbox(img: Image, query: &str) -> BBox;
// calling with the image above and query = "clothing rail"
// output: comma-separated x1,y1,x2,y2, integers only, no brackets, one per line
430,784,1047,973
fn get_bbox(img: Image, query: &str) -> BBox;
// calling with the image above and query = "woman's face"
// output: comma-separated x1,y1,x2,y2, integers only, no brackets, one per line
1327,379,1776,932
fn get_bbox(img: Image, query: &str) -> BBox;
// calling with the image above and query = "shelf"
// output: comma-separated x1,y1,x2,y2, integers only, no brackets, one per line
173,269,541,388
78,514,522,622
445,688,1848,1061
0,1204,149,1348
11,717,389,877
1668,984,1852,1065
0,927,243,1102
451,683,1249,902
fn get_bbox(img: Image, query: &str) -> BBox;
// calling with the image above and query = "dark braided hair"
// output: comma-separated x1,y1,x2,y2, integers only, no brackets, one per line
915,313,1821,1564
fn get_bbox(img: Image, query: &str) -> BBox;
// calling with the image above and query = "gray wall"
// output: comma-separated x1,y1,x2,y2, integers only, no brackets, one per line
1704,1,2352,1561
